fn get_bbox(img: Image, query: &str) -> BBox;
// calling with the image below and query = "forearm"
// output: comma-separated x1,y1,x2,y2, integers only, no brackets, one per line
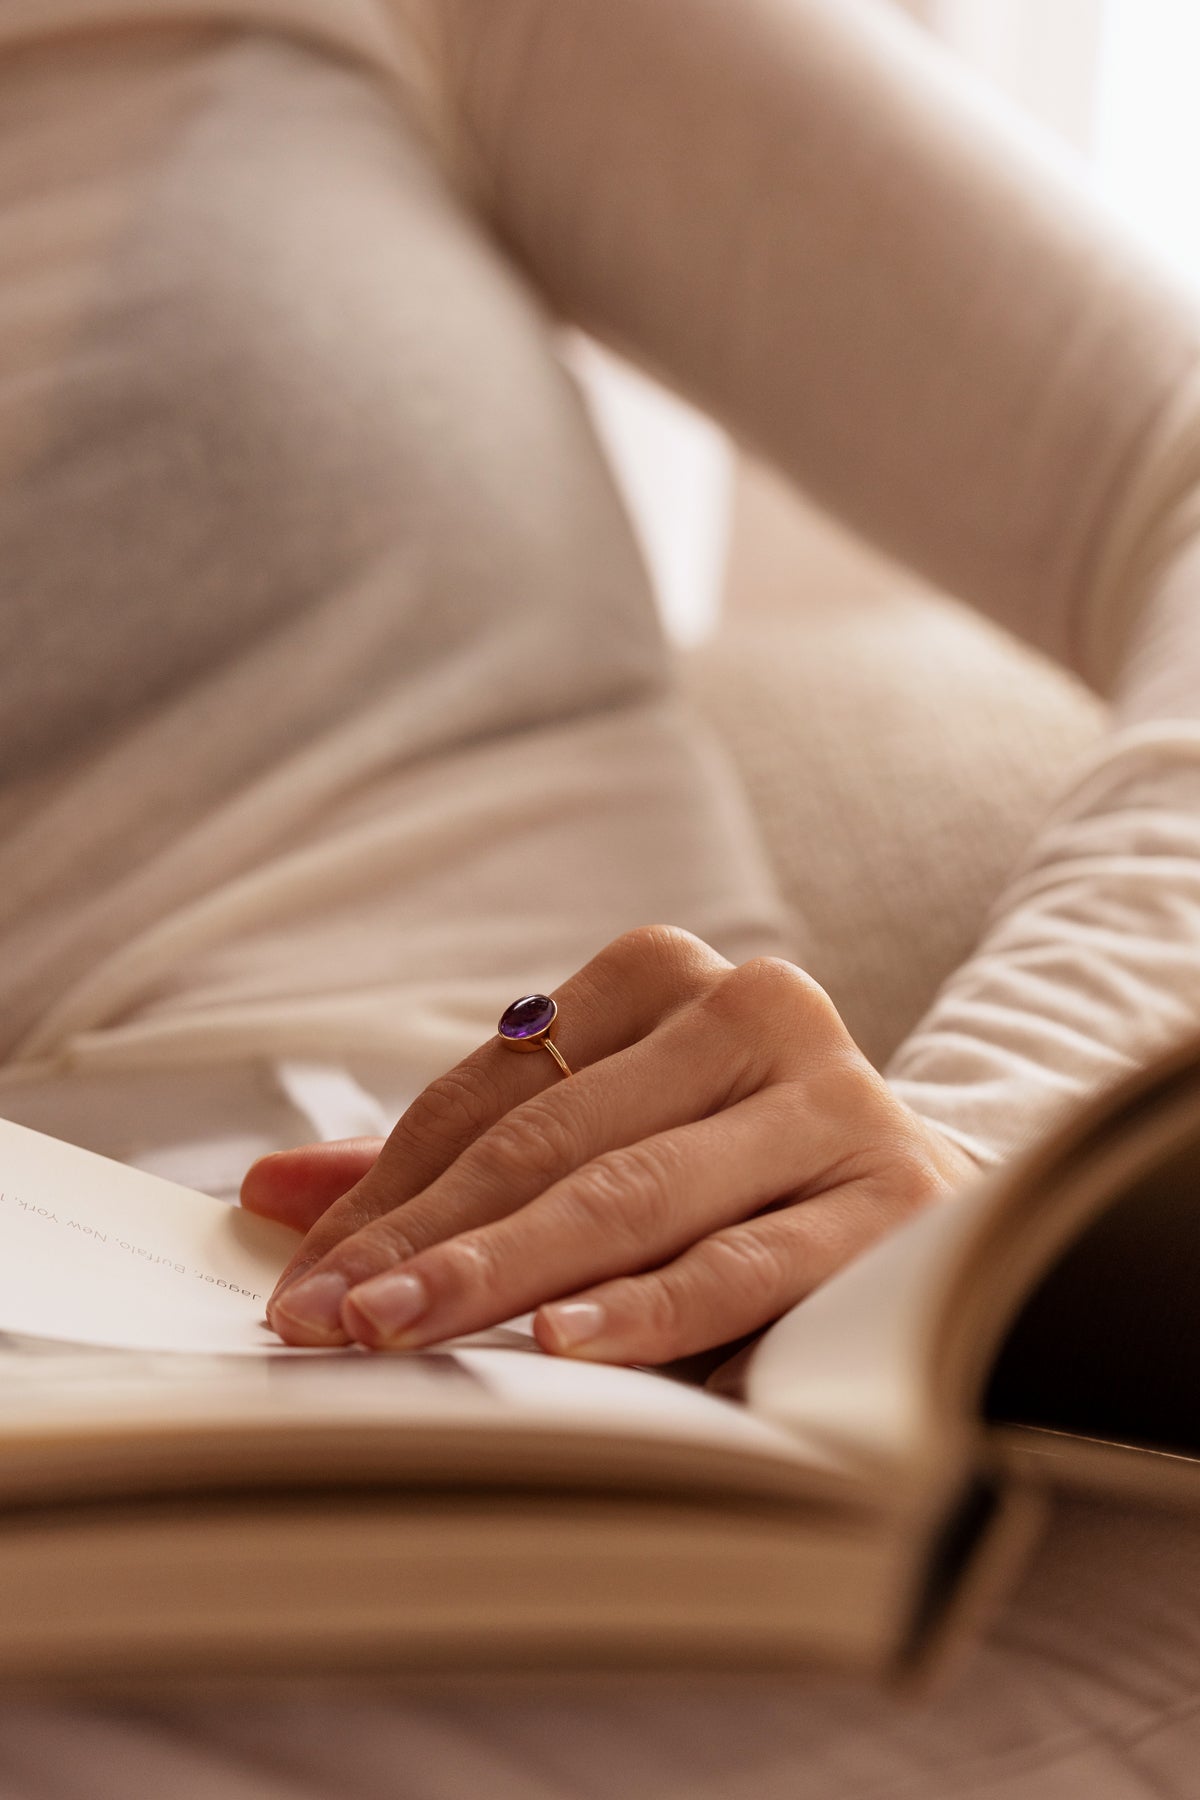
444,0,1200,1158
444,0,1200,688
889,484,1200,1164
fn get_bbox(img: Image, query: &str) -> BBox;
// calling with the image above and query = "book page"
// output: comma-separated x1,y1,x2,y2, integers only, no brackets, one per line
0,1117,302,1353
0,1119,853,1499
0,1114,944,1489
0,1118,560,1363
747,1030,1200,1487
745,1176,1002,1481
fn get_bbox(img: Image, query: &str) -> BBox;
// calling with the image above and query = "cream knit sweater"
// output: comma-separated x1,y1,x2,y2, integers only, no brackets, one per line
2,0,1200,1172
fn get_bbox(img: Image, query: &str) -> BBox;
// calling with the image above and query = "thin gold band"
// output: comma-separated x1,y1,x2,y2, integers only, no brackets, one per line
542,1039,573,1080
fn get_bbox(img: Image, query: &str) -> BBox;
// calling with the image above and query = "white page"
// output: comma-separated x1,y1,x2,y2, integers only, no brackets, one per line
746,1174,1002,1476
0,1116,313,1353
0,1118,838,1478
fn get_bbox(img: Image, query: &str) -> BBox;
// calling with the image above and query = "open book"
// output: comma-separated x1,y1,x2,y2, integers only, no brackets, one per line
3,1028,1200,1690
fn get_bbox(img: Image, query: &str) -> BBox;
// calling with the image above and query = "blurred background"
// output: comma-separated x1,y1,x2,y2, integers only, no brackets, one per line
567,0,1199,647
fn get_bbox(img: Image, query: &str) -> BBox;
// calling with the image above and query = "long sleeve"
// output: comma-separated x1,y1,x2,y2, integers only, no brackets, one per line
885,470,1200,1164
442,0,1200,1161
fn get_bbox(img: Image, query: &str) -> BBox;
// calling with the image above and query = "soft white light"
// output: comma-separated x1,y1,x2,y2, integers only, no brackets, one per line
1094,0,1200,290
563,337,732,649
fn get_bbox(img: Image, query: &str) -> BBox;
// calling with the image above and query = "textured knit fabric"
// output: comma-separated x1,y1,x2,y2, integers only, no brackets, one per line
684,600,1106,1078
0,22,786,1103
442,0,1200,1166
2,1,1200,1162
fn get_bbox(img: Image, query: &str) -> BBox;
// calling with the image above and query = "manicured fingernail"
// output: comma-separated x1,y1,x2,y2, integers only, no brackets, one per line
539,1301,607,1352
270,1271,349,1341
343,1272,428,1344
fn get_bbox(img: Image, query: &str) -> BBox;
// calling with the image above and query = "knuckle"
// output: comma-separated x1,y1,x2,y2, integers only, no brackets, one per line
363,1210,425,1268
712,957,832,1021
606,1137,684,1221
399,1063,500,1158
827,1122,953,1236
560,1141,681,1252
605,923,714,983
291,1179,406,1264
483,1103,580,1190
698,1225,786,1296
631,1268,688,1348
876,1138,950,1219
308,1209,424,1288
800,1049,889,1133
433,1230,503,1304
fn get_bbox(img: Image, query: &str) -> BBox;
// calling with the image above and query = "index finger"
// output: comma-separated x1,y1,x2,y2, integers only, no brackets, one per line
267,925,729,1297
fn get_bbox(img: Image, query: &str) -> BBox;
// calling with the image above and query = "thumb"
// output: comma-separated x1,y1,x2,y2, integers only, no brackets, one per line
240,1138,385,1233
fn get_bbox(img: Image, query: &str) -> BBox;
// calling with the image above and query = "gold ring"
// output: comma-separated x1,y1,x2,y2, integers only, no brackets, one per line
496,994,573,1079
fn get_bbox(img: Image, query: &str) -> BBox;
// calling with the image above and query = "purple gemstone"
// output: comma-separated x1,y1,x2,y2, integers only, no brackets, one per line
498,994,557,1041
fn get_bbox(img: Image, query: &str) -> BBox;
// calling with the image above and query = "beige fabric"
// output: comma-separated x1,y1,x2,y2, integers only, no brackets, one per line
2,0,1200,1157
2,8,1200,1786
445,0,1199,688
441,0,1200,1164
686,600,1106,1074
0,25,786,1098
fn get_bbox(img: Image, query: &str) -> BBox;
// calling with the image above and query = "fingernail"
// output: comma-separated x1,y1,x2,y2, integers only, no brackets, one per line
270,1271,349,1341
539,1300,607,1352
343,1272,428,1344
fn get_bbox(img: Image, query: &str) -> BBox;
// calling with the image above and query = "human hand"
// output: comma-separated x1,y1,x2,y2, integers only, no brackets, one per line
244,927,979,1362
